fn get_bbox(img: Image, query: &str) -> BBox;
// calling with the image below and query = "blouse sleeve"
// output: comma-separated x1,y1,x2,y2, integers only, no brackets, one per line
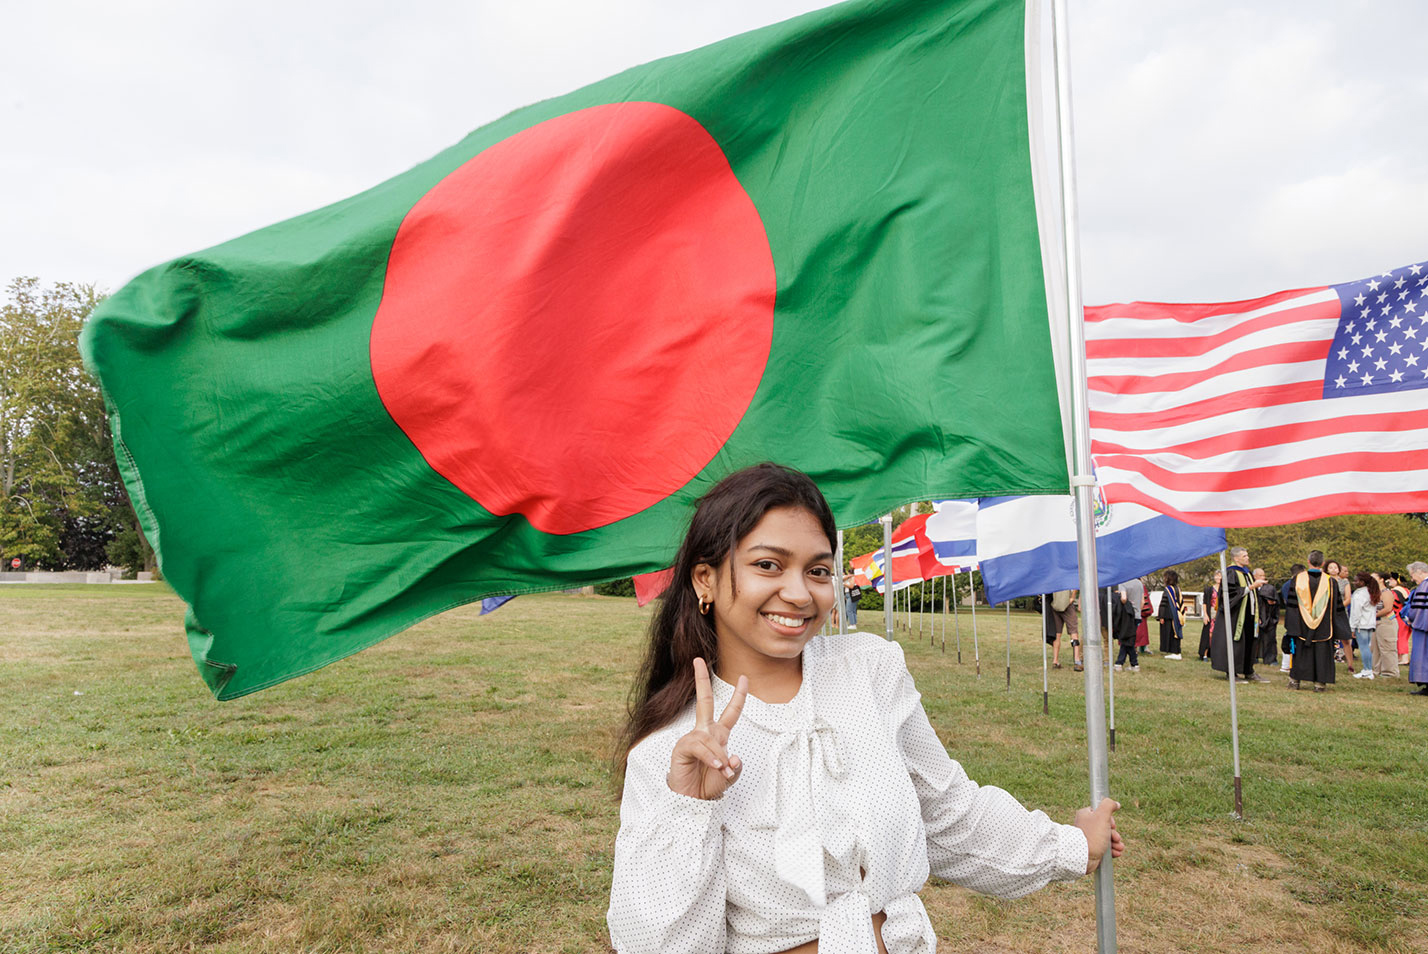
607,731,727,954
873,641,1089,900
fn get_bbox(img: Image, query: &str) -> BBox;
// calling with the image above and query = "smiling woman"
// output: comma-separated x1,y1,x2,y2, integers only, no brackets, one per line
608,464,1124,954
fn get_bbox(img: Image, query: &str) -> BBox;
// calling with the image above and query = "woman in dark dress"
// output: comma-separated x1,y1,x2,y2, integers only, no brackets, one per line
1158,570,1185,659
1198,570,1220,660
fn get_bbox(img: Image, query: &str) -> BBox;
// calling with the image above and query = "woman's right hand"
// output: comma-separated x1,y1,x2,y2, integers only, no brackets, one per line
1073,798,1124,873
667,658,748,800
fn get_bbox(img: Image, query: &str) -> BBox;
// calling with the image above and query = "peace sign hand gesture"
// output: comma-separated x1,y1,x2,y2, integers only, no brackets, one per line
667,658,748,800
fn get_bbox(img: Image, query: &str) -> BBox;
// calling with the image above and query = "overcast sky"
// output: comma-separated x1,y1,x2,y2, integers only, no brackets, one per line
5,0,1425,304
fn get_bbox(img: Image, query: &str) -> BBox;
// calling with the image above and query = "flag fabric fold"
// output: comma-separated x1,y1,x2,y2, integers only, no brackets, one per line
1087,260,1428,527
81,0,1069,698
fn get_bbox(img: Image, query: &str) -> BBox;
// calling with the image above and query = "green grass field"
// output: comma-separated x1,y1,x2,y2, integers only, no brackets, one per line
2,586,1424,953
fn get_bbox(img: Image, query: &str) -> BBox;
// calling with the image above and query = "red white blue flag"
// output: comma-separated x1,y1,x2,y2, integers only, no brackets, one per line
1087,260,1428,527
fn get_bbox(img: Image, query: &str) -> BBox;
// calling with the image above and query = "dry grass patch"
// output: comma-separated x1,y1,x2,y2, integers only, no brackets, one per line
2,587,1424,953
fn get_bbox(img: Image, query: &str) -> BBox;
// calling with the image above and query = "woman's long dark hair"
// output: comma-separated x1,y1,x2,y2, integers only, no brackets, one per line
1354,570,1379,604
613,463,836,788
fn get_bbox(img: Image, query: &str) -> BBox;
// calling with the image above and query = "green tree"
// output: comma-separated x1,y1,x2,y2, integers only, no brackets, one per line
0,278,149,571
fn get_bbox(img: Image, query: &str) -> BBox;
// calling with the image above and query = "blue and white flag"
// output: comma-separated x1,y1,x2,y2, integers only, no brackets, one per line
926,500,978,570
976,490,1225,605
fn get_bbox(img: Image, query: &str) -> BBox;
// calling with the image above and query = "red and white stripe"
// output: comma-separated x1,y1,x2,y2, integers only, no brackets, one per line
1086,285,1428,527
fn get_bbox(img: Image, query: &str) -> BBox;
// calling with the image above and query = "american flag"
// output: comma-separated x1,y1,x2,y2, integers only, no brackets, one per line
1086,260,1428,527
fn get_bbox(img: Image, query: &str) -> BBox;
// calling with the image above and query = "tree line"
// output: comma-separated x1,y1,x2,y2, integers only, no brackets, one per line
1,278,153,575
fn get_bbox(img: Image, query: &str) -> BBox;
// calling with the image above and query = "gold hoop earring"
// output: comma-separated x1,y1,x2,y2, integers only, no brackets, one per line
698,597,711,615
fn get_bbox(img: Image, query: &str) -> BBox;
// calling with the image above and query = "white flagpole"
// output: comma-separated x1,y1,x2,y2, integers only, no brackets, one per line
1042,598,1050,715
1217,551,1245,818
836,529,846,636
1050,0,1117,946
954,572,962,662
971,574,981,677
881,515,894,640
1107,586,1116,751
922,581,928,642
940,574,947,654
1005,601,1012,690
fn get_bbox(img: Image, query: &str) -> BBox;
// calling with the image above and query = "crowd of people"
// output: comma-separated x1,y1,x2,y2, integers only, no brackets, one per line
1040,547,1428,696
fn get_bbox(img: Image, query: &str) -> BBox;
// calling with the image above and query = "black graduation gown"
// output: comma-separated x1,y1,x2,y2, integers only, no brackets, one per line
1100,586,1139,646
1286,570,1346,685
1256,582,1280,664
1211,565,1259,676
1280,579,1301,653
1157,585,1184,652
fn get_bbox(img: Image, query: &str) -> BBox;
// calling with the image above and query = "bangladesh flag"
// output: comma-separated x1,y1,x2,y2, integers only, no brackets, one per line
82,0,1072,699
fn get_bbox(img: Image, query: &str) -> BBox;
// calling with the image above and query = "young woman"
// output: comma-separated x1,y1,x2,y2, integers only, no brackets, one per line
1348,572,1379,679
608,464,1123,954
1369,571,1400,679
1157,570,1185,659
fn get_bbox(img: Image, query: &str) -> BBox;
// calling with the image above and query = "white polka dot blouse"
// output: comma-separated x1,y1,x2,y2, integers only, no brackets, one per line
607,632,1089,953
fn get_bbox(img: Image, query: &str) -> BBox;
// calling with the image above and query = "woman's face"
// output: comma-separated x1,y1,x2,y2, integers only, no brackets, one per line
694,505,836,672
1327,561,1340,576
1213,571,1221,585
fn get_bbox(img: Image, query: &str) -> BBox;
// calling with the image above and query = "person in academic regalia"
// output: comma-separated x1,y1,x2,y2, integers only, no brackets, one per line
1104,584,1140,671
1211,547,1266,681
1157,570,1186,659
1198,570,1220,661
1286,550,1346,691
1278,564,1305,674
1254,567,1280,667
1403,561,1428,696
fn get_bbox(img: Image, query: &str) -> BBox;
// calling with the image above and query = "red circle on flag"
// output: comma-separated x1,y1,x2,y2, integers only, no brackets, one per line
370,102,775,534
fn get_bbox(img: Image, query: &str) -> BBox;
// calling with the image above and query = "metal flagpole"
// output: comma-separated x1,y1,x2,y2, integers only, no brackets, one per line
1005,601,1012,690
836,530,846,636
1217,550,1245,818
954,572,962,662
921,581,927,642
1042,598,1050,715
881,515,894,640
1051,0,1117,946
971,575,981,677
1107,586,1116,751
940,574,947,653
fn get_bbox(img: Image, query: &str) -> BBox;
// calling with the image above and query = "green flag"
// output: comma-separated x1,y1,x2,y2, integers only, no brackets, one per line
82,0,1069,699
